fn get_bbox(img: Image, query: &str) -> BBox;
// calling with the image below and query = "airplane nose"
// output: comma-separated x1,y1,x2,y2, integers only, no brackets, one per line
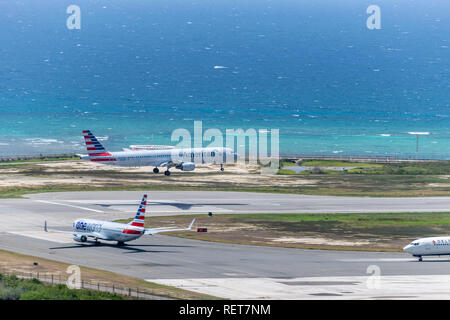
403,245,412,252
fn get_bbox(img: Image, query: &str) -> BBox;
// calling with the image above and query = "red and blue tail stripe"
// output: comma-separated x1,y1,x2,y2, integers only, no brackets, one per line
83,130,116,161
128,194,147,228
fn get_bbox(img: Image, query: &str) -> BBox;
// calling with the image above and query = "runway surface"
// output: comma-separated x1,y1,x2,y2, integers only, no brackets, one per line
0,191,449,299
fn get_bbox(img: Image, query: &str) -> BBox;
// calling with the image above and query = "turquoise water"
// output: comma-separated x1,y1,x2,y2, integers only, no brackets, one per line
0,0,449,158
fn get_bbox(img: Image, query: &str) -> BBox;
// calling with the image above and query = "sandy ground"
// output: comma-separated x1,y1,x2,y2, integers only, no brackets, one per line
0,160,317,189
269,237,370,246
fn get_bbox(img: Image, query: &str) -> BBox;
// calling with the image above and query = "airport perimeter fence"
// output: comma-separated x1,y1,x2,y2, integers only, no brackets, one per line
0,268,171,300
0,153,79,162
281,154,444,163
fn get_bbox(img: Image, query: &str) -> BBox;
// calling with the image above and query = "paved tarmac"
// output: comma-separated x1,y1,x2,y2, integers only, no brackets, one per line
0,191,449,299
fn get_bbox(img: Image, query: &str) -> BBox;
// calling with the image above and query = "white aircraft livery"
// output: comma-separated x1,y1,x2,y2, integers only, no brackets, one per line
79,130,238,176
403,237,450,261
45,194,195,246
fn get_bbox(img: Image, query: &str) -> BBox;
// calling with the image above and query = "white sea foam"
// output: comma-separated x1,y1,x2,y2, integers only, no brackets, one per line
24,138,63,146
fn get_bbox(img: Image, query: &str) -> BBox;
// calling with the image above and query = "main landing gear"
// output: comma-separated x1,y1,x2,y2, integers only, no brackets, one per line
418,256,423,262
117,241,125,246
153,166,170,176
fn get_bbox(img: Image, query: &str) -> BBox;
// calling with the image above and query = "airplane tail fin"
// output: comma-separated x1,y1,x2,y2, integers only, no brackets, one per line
128,194,147,227
83,130,110,157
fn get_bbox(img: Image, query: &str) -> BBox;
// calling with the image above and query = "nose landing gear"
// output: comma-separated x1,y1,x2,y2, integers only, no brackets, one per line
220,164,224,172
153,167,159,174
164,170,171,176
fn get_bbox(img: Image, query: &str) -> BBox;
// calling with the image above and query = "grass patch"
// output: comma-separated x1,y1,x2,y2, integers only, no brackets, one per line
0,275,123,300
0,158,448,198
0,249,218,300
279,160,299,167
0,177,449,199
279,159,450,175
0,157,79,164
299,159,383,168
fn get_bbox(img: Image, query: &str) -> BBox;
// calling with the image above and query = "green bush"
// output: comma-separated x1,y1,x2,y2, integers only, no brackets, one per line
0,274,123,300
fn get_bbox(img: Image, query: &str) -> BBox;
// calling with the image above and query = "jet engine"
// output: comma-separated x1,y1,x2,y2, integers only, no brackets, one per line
74,235,87,243
177,162,195,171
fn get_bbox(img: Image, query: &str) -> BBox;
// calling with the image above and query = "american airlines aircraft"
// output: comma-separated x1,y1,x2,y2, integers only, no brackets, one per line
403,237,450,261
79,130,238,176
44,194,195,246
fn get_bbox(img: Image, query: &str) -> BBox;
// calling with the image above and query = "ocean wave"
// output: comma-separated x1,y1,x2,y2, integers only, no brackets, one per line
24,138,63,145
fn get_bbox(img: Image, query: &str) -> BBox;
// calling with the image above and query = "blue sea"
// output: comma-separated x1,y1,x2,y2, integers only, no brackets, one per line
0,0,449,158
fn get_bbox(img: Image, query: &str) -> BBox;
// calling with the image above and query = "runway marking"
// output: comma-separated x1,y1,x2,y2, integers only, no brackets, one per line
66,199,177,204
122,209,234,214
8,231,73,244
149,275,450,300
339,258,414,262
35,200,104,213
55,200,234,213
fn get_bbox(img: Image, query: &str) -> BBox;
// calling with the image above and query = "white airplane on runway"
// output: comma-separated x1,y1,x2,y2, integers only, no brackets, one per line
403,237,450,262
44,194,195,246
78,130,238,176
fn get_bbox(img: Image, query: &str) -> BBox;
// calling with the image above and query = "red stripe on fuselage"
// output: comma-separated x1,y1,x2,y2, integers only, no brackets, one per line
88,152,112,156
90,158,117,162
122,229,142,234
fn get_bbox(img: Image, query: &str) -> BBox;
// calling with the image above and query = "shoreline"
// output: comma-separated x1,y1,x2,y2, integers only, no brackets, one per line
0,152,448,163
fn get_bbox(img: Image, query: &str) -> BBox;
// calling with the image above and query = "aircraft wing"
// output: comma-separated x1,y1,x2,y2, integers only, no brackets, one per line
44,221,91,236
144,219,195,235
